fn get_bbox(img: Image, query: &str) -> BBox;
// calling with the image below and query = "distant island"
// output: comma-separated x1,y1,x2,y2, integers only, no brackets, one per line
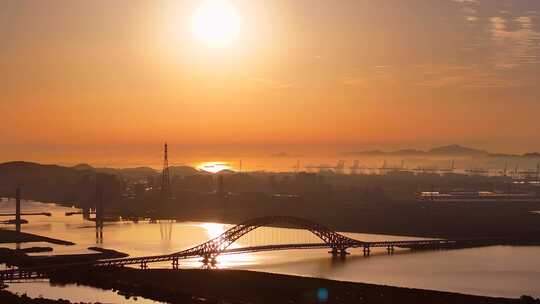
343,144,540,158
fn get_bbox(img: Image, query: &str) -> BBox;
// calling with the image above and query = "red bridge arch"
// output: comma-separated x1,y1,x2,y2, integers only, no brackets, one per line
173,216,363,259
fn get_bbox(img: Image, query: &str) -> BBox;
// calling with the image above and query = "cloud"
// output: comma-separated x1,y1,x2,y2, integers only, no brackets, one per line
453,0,480,24
342,2,539,92
415,64,530,89
488,15,540,69
344,63,528,90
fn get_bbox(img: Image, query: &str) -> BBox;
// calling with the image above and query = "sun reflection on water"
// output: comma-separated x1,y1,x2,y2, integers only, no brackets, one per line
197,222,257,267
199,222,227,238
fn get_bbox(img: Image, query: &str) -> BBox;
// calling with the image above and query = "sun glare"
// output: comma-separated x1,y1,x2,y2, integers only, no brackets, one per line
199,223,227,238
198,162,231,173
192,0,241,48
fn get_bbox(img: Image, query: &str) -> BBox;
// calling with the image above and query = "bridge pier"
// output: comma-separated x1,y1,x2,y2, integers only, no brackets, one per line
172,257,180,270
140,262,148,269
329,247,349,257
363,246,371,256
202,255,217,266
387,245,395,254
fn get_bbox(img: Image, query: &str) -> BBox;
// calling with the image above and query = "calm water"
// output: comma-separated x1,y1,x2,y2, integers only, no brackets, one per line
2,199,540,302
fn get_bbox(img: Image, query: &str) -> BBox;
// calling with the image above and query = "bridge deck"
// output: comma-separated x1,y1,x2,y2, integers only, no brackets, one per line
0,237,510,282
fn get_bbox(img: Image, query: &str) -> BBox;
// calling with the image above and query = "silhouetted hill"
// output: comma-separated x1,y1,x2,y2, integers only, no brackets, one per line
73,164,158,180
0,161,92,177
427,144,488,156
103,167,157,180
344,144,490,157
72,163,94,171
394,149,425,155
216,169,237,174
169,166,201,177
0,161,95,203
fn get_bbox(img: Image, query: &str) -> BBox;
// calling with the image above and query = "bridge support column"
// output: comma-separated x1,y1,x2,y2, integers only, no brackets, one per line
202,255,217,266
339,248,349,256
140,262,148,270
329,247,349,257
172,258,179,270
363,246,371,256
387,245,394,254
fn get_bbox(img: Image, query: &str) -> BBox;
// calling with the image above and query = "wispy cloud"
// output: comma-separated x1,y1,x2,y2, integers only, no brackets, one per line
487,14,540,69
416,65,525,89
343,63,528,91
342,1,539,92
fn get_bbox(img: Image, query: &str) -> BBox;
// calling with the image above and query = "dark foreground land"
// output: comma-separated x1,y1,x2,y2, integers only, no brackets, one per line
42,268,538,304
0,290,93,304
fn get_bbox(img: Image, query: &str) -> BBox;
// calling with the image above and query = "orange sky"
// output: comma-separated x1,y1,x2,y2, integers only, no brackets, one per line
1,0,540,166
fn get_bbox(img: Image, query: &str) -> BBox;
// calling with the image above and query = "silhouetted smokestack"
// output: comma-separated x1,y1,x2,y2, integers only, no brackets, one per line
95,183,104,229
15,186,21,233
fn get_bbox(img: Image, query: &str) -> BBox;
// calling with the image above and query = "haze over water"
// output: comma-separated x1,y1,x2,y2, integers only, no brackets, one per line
2,0,540,166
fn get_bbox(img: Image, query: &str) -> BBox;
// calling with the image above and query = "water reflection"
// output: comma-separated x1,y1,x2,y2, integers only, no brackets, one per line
95,226,103,244
194,223,257,267
159,221,173,241
1,201,540,298
6,281,163,304
199,222,226,239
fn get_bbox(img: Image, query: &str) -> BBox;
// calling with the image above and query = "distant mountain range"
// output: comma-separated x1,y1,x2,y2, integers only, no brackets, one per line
343,144,539,158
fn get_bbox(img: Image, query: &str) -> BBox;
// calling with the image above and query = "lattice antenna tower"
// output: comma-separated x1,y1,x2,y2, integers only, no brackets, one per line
161,142,171,202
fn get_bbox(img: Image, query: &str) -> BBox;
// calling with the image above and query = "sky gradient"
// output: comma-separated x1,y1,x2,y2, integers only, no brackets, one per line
1,0,539,166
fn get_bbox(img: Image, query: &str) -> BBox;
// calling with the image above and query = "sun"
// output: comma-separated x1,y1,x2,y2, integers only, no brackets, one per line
198,162,231,173
192,0,241,48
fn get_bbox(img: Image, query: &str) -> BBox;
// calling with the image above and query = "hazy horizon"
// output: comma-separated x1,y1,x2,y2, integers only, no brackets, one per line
1,142,539,173
2,0,540,166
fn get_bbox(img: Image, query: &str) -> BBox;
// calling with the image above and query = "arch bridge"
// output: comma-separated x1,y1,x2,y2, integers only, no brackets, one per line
175,216,363,260
0,216,506,281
